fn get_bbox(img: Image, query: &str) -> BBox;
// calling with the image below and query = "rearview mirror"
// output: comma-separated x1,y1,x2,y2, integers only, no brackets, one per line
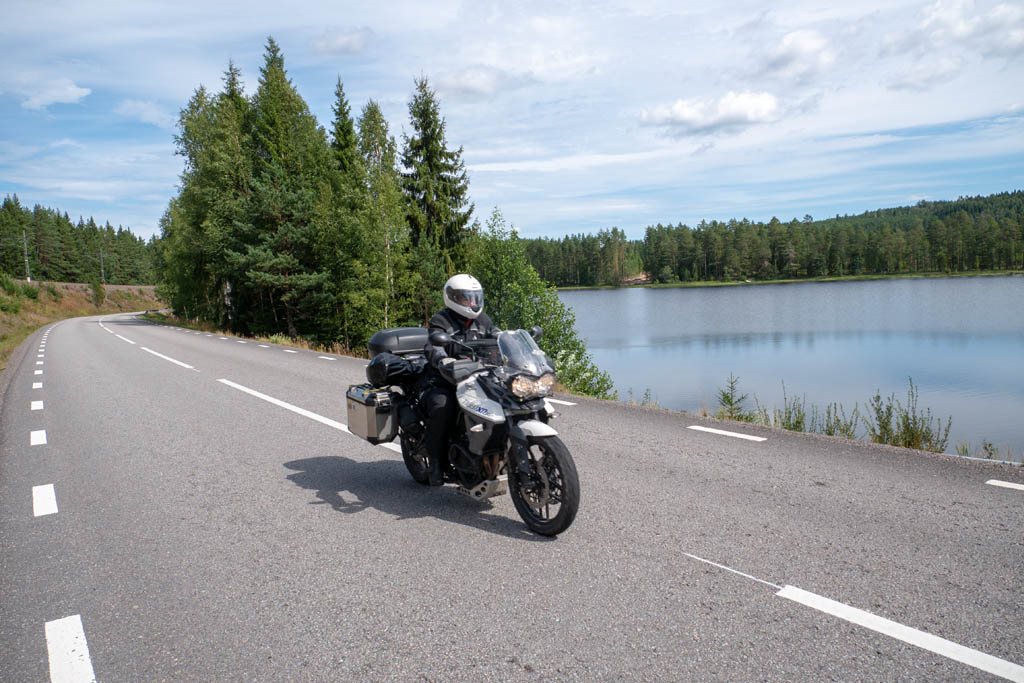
529,326,543,341
428,330,451,346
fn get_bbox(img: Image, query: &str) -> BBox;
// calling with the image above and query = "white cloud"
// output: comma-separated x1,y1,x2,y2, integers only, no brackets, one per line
641,91,781,135
115,100,176,129
764,30,836,81
888,55,964,90
313,27,372,55
437,65,532,96
21,78,90,109
914,0,1024,54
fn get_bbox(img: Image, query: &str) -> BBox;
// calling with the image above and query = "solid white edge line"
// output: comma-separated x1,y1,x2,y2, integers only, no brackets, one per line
31,430,47,446
32,400,44,410
115,334,136,345
777,585,1024,682
687,425,767,442
217,379,351,433
140,347,196,371
986,479,1024,492
45,614,97,683
547,398,577,406
33,484,58,516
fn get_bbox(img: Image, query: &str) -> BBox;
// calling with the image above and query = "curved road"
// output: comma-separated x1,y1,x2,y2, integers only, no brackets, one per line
1,312,1022,681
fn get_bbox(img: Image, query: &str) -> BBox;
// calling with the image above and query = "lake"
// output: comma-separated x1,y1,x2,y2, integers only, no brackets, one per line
558,276,1024,458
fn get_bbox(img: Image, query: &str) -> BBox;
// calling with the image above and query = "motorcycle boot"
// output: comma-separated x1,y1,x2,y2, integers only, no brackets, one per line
428,454,444,486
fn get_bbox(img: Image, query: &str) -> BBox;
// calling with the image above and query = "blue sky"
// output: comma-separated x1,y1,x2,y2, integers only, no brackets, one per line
1,0,1022,241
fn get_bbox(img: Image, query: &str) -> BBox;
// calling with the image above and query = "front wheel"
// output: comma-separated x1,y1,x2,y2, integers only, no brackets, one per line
509,436,580,536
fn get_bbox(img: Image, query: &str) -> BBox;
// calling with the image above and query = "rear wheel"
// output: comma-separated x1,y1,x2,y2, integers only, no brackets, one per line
400,431,431,485
509,436,579,536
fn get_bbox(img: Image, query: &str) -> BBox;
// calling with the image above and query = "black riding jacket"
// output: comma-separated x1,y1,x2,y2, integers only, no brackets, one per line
424,308,499,384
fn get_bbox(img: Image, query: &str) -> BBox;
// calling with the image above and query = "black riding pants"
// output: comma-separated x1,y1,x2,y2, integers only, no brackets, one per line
422,385,456,465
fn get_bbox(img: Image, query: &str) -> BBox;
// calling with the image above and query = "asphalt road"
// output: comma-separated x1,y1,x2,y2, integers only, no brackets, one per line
1,312,1022,682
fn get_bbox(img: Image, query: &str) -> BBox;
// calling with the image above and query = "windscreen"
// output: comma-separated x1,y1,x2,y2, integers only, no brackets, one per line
498,330,554,376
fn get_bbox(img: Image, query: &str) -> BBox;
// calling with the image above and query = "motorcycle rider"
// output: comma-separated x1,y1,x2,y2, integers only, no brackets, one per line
421,274,499,486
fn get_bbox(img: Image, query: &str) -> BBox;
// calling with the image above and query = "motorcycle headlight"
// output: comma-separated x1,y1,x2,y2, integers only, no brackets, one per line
511,373,555,399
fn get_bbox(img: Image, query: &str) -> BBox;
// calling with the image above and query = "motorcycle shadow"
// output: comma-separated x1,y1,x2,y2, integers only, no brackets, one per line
282,454,552,541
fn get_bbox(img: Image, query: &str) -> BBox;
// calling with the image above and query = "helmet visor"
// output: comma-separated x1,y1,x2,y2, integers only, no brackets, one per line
446,286,483,313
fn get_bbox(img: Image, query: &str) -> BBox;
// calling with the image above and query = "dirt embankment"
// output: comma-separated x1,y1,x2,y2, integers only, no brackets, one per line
0,280,162,370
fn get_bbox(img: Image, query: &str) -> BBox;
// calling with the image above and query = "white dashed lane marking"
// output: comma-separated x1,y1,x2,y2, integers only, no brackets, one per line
687,425,767,442
283,350,298,354
547,398,576,406
33,484,58,517
32,401,43,411
987,479,1024,492
35,370,43,376
33,383,42,389
777,586,1024,682
258,345,270,348
31,430,47,446
318,356,336,361
45,615,97,683
687,552,1024,682
115,334,136,345
140,347,198,371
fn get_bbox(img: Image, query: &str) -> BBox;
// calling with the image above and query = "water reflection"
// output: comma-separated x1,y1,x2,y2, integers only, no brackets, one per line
560,277,1024,454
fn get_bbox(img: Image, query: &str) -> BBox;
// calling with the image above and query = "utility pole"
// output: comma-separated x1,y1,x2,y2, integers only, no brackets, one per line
99,248,106,284
22,229,31,281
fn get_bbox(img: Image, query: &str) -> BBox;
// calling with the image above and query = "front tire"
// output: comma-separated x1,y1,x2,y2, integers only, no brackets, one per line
509,436,580,536
400,431,431,485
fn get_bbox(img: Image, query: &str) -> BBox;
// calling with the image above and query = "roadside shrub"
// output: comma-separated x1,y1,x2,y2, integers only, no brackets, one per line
817,402,860,439
44,283,62,301
20,283,38,299
716,374,754,421
773,383,807,431
864,378,951,453
0,271,17,295
0,294,21,314
89,279,105,307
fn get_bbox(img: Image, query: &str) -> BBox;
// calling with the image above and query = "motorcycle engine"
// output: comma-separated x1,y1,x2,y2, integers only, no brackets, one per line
447,443,483,488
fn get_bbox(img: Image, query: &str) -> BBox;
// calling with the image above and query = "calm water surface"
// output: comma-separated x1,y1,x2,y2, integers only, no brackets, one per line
559,276,1024,456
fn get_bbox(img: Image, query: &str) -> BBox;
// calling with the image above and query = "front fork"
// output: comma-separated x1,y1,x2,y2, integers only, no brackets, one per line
507,418,559,484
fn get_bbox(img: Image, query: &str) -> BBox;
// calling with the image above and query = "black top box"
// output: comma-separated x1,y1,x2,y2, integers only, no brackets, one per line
368,327,429,357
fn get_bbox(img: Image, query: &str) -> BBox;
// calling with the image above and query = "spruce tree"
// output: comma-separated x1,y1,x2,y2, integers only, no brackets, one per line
400,78,473,321
245,37,334,338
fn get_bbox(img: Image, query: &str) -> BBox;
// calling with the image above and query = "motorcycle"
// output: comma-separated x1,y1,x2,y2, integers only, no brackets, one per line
345,326,580,536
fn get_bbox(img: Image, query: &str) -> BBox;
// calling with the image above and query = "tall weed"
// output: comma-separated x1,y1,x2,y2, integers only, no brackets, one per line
863,378,951,452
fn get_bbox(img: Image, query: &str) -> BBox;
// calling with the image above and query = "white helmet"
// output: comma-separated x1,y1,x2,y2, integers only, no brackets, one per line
443,273,484,319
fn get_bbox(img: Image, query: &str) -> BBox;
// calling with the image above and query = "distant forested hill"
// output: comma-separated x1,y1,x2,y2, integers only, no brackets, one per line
0,195,156,285
523,191,1024,287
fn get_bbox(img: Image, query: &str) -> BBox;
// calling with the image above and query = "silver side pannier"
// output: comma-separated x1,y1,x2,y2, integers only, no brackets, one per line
346,384,397,444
